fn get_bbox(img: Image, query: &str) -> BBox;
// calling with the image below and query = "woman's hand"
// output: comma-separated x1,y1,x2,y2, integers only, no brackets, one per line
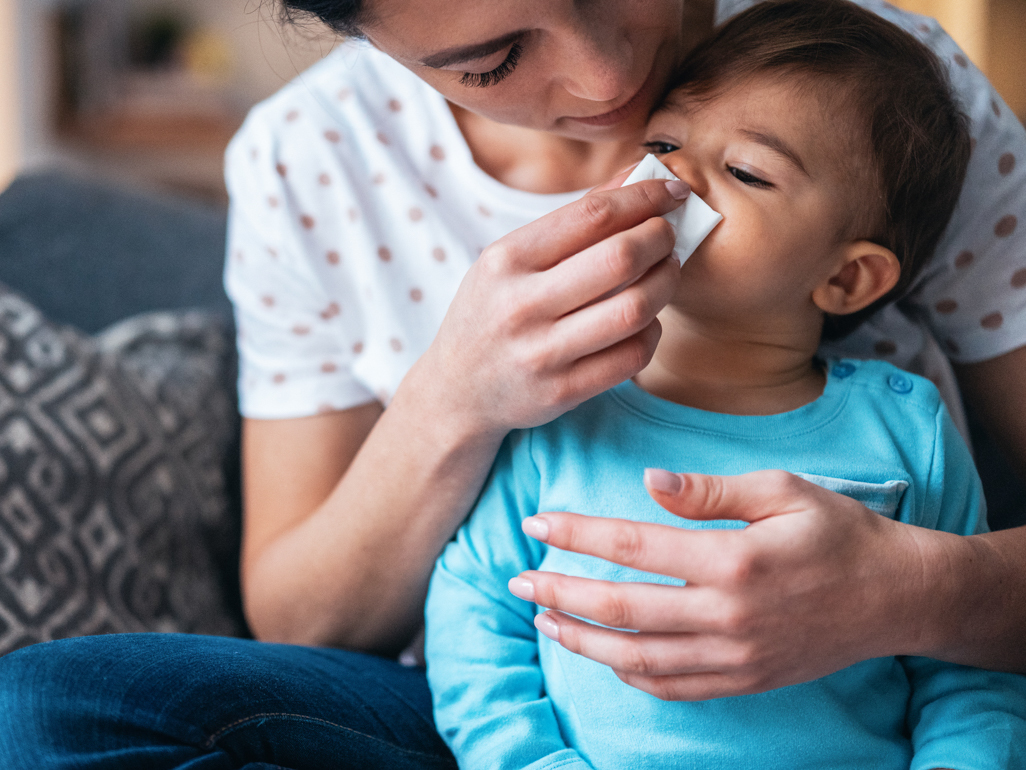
406,175,690,438
509,469,942,701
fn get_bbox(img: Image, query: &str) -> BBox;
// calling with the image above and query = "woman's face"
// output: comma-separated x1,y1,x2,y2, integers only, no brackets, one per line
362,0,690,141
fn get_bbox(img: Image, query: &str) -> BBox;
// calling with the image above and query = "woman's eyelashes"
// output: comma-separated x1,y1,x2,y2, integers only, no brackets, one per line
728,165,773,188
642,140,679,155
459,42,524,88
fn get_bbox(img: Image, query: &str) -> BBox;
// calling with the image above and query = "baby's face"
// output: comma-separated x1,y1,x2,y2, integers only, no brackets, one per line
644,75,868,331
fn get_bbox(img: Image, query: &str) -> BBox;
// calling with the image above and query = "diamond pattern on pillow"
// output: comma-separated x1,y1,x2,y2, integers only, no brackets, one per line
0,285,244,655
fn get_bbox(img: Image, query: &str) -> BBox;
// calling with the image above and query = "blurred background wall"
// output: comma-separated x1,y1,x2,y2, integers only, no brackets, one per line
0,0,1023,204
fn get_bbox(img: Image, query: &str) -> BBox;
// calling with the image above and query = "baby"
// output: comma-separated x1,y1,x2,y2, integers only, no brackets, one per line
425,2,1026,769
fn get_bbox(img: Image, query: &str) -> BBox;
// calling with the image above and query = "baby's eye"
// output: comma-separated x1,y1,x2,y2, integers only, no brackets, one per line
728,165,772,188
642,140,679,155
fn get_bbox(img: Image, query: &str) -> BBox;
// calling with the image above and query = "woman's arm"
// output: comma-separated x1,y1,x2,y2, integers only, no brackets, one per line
511,349,1026,699
240,177,689,654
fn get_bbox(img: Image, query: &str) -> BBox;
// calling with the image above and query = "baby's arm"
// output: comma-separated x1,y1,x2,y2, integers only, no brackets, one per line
425,431,593,770
904,405,1026,769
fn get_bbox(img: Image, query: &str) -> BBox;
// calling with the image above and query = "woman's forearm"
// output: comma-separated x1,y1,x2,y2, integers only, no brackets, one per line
243,366,506,654
914,525,1026,671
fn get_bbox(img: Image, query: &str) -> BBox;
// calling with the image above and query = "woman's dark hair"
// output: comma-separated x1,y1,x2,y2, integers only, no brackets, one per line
664,0,971,339
278,0,366,37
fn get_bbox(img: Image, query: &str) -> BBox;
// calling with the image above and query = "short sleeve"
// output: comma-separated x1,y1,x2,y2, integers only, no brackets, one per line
224,103,375,419
890,11,1026,363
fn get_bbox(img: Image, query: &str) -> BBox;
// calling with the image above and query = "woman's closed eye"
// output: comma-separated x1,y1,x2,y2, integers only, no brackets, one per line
460,42,523,88
728,165,773,189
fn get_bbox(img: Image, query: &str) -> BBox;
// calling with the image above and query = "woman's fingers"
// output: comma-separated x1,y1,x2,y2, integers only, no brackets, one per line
539,216,678,320
643,468,826,524
534,611,732,678
521,512,744,582
490,178,688,273
511,573,725,633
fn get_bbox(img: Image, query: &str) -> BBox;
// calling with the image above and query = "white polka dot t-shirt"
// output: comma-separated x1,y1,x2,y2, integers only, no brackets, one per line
225,0,1026,421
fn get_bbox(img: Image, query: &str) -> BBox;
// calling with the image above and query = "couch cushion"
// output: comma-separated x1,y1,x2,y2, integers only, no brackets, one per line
0,285,245,655
0,172,230,333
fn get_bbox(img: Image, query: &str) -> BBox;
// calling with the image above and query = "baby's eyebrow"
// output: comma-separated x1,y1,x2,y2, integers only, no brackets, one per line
419,30,525,68
739,129,809,177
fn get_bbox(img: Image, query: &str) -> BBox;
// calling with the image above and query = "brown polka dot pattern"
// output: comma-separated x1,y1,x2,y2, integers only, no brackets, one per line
272,373,287,384
934,299,958,314
410,288,423,302
389,338,403,352
874,340,897,356
372,173,386,185
954,250,974,269
378,246,392,263
337,88,352,101
348,208,360,222
261,295,275,308
352,342,364,354
376,131,390,146
478,204,492,218
995,215,1017,238
916,22,930,33
268,196,279,208
250,147,259,161
1012,269,1026,289
981,312,1004,329
945,338,960,355
286,110,299,122
432,247,446,263
953,53,968,68
292,325,311,336
234,250,244,263
321,361,338,373
430,145,446,161
276,163,288,178
324,130,341,143
992,100,1001,117
267,247,278,258
319,173,331,186
300,215,316,230
320,302,341,320
999,153,1015,176
409,207,423,222
424,183,438,198
326,250,341,265
388,99,402,112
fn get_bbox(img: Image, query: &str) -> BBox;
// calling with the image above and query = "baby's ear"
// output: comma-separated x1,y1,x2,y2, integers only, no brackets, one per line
812,240,900,316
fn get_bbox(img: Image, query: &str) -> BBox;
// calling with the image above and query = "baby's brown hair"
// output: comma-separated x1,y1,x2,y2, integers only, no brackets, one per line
663,0,971,338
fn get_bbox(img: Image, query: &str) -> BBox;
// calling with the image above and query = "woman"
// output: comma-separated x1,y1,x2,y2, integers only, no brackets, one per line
2,0,1024,767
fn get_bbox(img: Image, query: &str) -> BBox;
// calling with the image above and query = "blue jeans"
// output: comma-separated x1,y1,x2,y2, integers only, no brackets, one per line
0,633,457,770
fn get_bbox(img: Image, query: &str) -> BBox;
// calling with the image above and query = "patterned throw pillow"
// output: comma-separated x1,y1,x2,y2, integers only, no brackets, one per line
0,285,244,655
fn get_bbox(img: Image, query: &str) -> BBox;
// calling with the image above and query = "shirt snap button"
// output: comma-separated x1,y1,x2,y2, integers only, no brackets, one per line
888,373,913,394
832,362,856,379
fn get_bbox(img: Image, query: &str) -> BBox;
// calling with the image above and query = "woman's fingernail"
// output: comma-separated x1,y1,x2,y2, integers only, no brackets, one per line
665,179,691,200
522,516,550,542
645,468,683,495
508,577,535,601
535,612,560,642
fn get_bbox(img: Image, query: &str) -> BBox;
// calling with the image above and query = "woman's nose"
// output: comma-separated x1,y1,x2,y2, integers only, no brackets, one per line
557,29,633,103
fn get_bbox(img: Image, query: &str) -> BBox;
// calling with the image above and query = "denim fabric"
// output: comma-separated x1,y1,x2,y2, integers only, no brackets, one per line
0,633,456,770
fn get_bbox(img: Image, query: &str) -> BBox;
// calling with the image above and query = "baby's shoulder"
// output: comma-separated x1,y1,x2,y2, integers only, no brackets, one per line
829,358,944,418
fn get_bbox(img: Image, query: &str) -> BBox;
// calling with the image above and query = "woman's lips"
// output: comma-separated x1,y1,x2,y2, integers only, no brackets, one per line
566,66,658,127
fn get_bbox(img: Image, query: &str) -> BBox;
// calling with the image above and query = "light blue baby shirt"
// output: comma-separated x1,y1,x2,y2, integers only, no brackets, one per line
425,359,1026,770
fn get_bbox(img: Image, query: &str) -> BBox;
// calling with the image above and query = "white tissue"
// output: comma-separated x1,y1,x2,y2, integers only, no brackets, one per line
622,154,722,265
